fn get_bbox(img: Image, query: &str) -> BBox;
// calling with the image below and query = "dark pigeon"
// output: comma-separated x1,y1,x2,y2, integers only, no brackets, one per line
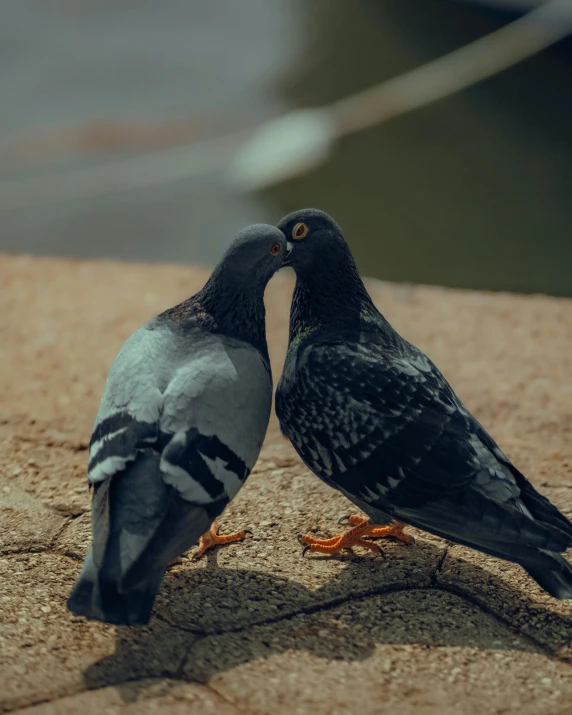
275,208,572,599
68,224,291,624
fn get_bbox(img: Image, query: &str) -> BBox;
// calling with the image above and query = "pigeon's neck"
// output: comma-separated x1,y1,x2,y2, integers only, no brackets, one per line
199,273,269,358
163,272,269,360
289,259,380,344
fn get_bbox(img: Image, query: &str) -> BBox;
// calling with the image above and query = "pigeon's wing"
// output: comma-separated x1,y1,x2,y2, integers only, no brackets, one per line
121,338,272,590
468,419,572,539
87,326,177,573
277,337,479,498
157,337,272,505
87,327,272,591
277,337,572,558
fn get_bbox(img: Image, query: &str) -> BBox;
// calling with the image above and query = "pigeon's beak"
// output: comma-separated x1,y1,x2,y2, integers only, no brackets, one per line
281,241,293,267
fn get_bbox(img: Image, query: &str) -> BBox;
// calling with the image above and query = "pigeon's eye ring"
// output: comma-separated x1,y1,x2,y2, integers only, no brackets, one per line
292,222,309,240
270,242,281,255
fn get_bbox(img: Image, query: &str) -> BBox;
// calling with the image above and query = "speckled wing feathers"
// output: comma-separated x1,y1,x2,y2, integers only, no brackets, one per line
276,336,572,555
278,339,479,494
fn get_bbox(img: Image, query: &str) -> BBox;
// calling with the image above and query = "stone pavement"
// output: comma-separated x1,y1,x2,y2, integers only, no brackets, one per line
1,254,572,715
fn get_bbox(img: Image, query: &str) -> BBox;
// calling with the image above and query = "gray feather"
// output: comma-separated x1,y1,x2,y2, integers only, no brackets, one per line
71,318,272,624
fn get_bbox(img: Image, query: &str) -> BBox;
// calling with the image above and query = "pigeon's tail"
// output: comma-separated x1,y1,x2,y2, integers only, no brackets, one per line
67,452,171,625
377,484,572,599
67,450,214,625
67,549,163,625
522,551,572,600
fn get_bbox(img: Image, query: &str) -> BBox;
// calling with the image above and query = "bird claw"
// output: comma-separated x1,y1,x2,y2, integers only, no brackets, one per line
296,515,397,558
191,520,249,560
299,533,320,557
337,514,351,525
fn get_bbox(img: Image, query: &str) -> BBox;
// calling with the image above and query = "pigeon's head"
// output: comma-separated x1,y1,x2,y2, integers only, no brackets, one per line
221,223,291,285
276,209,374,331
276,208,349,274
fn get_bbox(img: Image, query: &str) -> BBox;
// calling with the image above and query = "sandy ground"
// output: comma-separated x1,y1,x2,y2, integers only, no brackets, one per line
1,253,572,715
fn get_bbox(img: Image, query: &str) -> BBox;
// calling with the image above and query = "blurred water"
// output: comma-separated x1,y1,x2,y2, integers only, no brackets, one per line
268,0,572,296
0,0,571,295
0,0,298,265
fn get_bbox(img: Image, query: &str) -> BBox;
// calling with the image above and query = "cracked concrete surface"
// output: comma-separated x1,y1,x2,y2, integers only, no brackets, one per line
1,254,572,714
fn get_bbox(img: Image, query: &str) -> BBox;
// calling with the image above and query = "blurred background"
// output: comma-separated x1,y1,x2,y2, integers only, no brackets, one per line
0,0,571,295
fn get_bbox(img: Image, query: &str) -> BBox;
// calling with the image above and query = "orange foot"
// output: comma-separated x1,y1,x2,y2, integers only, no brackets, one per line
300,515,414,556
192,520,249,560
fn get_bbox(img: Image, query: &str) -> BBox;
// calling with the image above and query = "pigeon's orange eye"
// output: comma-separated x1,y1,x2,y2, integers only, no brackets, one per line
270,242,281,255
292,222,309,240
292,223,310,241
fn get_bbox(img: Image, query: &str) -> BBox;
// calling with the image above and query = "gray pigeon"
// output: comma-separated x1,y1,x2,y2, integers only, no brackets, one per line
275,208,572,599
68,224,290,625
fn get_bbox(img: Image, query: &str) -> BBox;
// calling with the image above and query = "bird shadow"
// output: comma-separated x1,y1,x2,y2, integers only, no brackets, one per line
83,539,572,701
